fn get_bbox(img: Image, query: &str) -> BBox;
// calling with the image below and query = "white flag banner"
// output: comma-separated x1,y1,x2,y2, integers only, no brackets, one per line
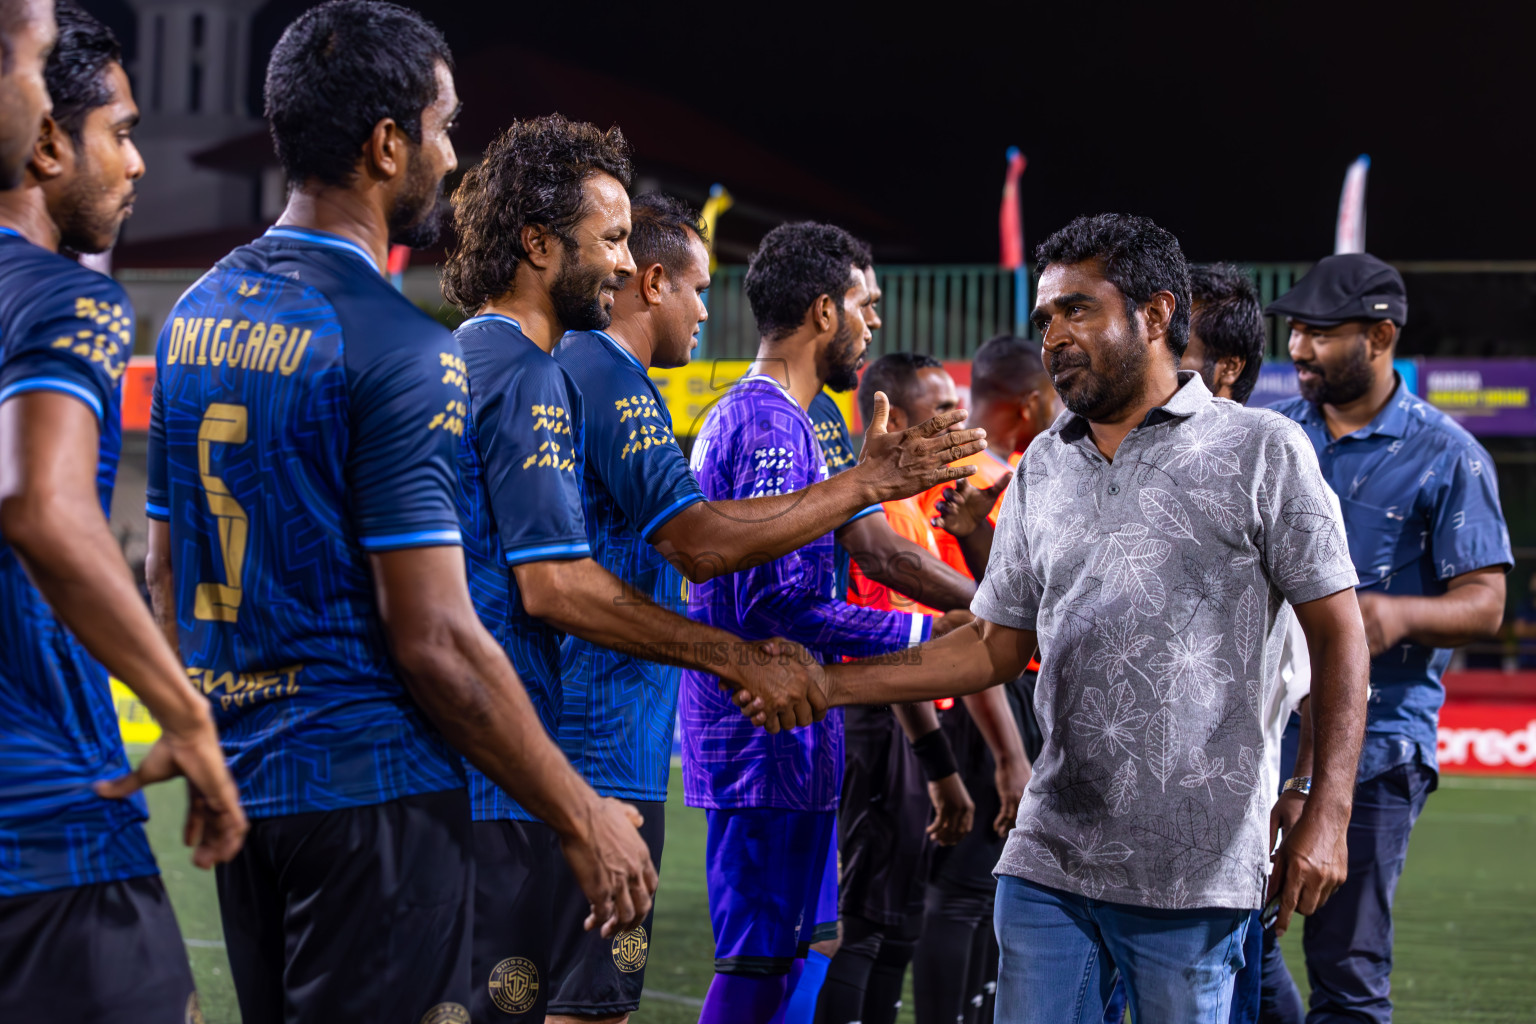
1334,155,1370,254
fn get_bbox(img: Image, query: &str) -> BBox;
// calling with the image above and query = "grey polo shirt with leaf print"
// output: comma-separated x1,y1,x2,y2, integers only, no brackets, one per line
974,371,1357,910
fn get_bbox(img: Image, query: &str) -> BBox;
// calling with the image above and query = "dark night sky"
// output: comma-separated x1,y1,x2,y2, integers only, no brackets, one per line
94,0,1536,264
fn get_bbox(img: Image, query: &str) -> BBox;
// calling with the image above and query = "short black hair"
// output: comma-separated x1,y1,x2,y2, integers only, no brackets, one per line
1034,213,1191,359
442,114,632,316
1189,262,1265,404
44,3,119,142
745,222,866,341
857,352,942,423
264,0,451,188
970,334,1047,403
628,192,705,280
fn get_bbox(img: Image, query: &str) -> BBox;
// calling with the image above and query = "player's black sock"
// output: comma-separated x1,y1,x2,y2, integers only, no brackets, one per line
913,885,991,1024
815,916,883,1024
962,918,995,1024
862,930,916,1024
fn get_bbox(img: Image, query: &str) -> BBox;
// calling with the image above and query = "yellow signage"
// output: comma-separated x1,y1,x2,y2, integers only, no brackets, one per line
111,678,162,745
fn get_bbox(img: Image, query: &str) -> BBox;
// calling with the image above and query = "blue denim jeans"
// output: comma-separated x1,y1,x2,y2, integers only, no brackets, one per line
994,875,1250,1024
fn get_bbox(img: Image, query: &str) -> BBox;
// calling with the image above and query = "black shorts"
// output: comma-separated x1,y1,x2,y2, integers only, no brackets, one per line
216,787,475,1024
839,704,934,925
0,874,199,1023
471,800,665,1020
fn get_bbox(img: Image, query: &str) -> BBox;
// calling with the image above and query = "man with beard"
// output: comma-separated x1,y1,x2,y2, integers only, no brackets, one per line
0,7,246,1019
446,130,927,1024
474,193,983,1024
681,221,976,1024
735,214,1373,1023
1263,254,1510,1024
144,5,655,1020
0,0,54,189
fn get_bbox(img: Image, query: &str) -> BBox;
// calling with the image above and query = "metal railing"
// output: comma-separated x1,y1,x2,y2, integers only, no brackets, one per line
698,262,1317,361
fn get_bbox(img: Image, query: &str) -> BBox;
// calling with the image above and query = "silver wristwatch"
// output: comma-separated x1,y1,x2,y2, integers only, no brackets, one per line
1281,776,1312,796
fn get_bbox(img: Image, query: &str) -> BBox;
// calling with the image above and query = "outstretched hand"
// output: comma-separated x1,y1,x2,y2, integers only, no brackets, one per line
857,392,988,502
932,472,1011,538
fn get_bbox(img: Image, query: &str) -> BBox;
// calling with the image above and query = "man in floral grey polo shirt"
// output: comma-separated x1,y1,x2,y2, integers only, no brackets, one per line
739,215,1372,1023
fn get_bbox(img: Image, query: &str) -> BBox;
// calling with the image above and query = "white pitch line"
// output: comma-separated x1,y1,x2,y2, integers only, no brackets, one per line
643,988,705,1008
184,938,227,949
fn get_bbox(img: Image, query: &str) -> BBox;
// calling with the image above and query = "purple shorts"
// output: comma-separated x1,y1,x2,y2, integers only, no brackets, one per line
705,807,836,975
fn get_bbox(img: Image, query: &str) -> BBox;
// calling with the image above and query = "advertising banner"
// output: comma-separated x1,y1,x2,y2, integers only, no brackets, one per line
1421,359,1536,437
1437,701,1536,775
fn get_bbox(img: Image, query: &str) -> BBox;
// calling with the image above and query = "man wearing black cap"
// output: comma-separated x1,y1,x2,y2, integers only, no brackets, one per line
1265,253,1512,1024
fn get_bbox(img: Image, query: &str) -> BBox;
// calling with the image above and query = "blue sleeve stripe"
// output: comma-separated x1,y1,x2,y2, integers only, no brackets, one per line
0,378,103,422
358,528,462,551
145,501,170,519
503,540,591,566
849,504,884,523
640,493,706,541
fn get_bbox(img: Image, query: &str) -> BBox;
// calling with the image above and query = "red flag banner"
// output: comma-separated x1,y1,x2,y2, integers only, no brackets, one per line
999,147,1027,269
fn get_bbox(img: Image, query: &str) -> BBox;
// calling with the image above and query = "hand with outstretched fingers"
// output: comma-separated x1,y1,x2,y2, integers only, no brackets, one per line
856,391,988,502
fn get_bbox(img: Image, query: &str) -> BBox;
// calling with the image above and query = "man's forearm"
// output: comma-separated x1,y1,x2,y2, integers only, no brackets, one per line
841,515,976,611
654,470,876,582
3,490,206,733
521,559,774,681
891,700,942,740
825,618,1035,707
398,621,598,839
1291,696,1315,777
1301,624,1369,822
955,523,994,582
961,685,1029,769
1384,577,1505,648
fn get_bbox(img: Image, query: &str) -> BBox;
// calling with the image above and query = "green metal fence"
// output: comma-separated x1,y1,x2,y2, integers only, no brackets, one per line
698,262,1316,362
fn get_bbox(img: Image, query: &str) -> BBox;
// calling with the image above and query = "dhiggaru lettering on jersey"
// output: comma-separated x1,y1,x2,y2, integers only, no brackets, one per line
163,315,311,375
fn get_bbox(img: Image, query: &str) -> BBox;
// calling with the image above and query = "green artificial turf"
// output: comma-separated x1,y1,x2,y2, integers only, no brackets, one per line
137,759,1536,1023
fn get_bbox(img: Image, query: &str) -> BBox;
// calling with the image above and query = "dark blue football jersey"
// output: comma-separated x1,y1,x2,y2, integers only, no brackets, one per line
0,227,155,895
145,226,465,819
553,330,705,802
456,314,591,821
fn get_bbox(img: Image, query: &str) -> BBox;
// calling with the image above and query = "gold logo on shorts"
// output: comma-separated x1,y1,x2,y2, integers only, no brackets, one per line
185,992,205,1024
488,957,540,1014
612,926,649,973
419,1003,469,1024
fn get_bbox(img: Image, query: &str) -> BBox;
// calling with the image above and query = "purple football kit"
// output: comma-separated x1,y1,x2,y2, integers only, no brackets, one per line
680,374,929,975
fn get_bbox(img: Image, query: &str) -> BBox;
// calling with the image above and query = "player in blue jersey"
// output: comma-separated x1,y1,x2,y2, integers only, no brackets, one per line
143,7,654,1022
0,0,55,189
442,122,980,1024
682,222,977,1024
0,7,248,1019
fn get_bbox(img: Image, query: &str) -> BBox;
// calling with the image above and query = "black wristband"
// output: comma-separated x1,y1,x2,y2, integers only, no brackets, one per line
911,728,959,781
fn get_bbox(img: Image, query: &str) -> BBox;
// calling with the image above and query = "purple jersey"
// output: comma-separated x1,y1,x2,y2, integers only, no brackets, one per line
680,375,930,811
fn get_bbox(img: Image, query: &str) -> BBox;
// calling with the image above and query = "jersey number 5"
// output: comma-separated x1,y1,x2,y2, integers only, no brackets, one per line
194,403,249,622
